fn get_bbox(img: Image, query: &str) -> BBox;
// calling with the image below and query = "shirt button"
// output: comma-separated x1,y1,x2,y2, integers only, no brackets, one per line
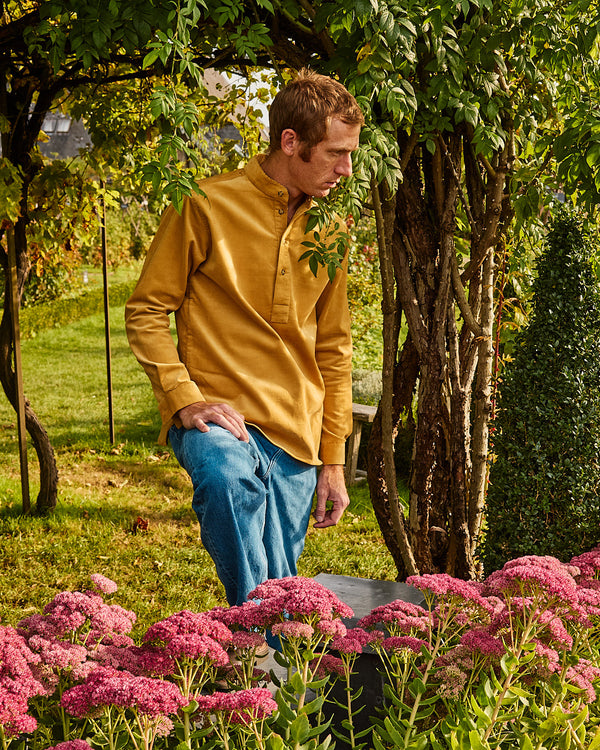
280,268,286,275
278,191,285,197
278,208,284,215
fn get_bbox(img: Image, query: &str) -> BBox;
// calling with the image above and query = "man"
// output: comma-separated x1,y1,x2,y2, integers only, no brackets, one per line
125,70,363,607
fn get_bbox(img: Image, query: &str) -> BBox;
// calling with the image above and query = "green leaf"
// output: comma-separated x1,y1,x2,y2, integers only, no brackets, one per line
468,730,489,750
289,713,311,743
589,728,600,750
408,677,427,698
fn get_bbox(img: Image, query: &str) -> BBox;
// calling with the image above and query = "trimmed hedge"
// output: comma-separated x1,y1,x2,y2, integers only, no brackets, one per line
19,281,136,339
483,208,600,571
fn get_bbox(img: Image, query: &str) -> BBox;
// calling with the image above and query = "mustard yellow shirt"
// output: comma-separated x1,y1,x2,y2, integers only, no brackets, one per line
125,155,353,465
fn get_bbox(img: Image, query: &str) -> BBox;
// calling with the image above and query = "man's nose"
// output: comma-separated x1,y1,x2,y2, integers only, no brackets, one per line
335,154,353,177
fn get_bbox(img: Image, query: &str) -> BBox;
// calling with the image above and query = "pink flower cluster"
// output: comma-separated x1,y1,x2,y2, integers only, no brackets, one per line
309,654,346,680
381,636,427,655
141,610,231,676
0,625,45,737
570,545,600,583
247,577,354,624
460,628,505,657
358,599,432,636
271,621,314,640
18,581,136,647
484,556,579,605
91,643,176,677
48,741,93,750
13,575,137,698
165,633,229,666
407,573,493,616
330,627,377,655
89,574,119,596
230,630,266,651
208,601,266,631
195,687,277,725
61,666,188,719
143,610,232,649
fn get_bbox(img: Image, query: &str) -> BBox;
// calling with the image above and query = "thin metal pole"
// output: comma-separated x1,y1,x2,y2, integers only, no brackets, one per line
101,185,114,443
7,227,30,512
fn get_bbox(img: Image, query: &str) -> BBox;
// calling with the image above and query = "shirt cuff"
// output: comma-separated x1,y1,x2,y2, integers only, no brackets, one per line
319,439,347,466
158,381,205,424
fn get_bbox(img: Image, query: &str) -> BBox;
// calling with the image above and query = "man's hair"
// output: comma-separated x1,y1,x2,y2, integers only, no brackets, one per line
268,69,364,158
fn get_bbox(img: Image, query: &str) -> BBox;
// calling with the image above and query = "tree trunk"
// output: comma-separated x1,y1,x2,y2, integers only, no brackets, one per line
369,179,418,577
365,127,511,580
367,336,419,580
0,219,58,514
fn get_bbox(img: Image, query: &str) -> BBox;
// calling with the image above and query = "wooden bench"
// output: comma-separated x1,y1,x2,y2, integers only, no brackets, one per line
345,402,378,485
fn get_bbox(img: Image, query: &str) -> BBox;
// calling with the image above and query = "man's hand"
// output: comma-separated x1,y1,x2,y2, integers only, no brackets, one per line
177,402,249,442
313,464,349,528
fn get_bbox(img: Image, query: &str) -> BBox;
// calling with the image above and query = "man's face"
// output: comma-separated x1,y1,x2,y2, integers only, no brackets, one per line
289,117,361,198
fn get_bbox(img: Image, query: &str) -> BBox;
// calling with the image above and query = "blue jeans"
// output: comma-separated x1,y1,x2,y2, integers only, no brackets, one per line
169,424,317,606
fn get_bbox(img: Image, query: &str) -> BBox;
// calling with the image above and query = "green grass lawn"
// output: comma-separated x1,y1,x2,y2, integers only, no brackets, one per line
0,303,396,637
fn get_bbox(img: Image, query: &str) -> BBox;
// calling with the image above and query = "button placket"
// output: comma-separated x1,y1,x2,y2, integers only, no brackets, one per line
271,215,292,323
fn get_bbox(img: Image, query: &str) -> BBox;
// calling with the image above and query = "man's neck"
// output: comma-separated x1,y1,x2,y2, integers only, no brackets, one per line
261,152,306,222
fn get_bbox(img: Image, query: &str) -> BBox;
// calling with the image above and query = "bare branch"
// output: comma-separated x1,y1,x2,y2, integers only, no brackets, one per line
439,134,480,242
451,252,482,338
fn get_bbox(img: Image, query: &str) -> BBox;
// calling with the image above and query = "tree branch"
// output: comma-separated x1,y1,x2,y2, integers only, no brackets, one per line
439,134,480,242
372,177,418,577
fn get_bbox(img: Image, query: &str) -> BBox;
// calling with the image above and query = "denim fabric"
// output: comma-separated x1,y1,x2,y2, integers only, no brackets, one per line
169,423,317,606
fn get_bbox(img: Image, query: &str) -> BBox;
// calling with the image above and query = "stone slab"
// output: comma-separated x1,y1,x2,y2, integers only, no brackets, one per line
314,572,426,626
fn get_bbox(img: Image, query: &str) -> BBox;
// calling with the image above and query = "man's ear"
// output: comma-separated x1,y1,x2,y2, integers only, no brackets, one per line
280,128,300,156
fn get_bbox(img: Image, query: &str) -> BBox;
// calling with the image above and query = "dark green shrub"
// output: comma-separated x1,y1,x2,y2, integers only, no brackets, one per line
483,208,600,571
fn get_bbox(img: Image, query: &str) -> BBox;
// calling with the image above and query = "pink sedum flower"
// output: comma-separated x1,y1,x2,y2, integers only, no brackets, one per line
460,628,505,657
315,618,347,638
330,634,363,655
484,556,579,605
248,577,354,624
576,586,600,620
230,631,267,651
165,634,229,666
18,589,136,646
310,654,346,680
0,688,38,738
61,666,188,719
194,687,277,725
271,621,314,640
89,574,118,595
48,741,94,750
0,625,46,737
27,635,87,671
381,636,427,655
358,599,432,635
208,602,266,631
407,574,494,614
565,658,600,703
570,546,600,582
143,610,232,648
106,644,176,677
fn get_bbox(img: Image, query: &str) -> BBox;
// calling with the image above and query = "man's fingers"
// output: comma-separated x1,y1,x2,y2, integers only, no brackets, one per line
314,495,326,524
177,402,249,441
313,514,336,529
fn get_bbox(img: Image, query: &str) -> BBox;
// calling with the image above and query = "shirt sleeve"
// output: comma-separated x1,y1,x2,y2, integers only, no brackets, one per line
124,198,208,440
314,245,354,465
